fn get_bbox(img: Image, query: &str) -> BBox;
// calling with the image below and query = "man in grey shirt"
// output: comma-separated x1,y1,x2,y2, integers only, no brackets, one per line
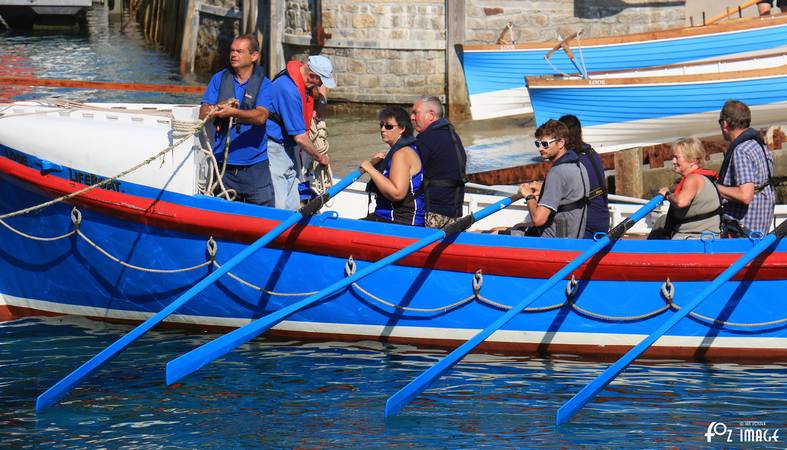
519,119,589,238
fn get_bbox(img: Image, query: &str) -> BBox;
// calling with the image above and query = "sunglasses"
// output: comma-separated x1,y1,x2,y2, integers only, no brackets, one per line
380,122,397,130
534,138,560,148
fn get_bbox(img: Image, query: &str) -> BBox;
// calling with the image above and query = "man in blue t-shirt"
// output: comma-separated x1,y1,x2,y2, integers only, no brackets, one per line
201,34,274,206
262,56,334,210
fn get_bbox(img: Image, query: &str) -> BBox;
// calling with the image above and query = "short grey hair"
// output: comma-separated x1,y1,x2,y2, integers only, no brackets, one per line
415,95,444,118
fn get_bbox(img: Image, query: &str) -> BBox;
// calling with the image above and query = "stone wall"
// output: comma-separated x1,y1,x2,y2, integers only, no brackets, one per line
465,0,685,45
283,0,447,105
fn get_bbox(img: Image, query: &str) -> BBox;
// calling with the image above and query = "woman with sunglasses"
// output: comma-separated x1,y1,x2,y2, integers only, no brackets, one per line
360,106,426,226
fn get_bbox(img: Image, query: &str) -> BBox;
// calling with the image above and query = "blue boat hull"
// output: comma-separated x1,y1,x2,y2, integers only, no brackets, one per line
2,145,787,360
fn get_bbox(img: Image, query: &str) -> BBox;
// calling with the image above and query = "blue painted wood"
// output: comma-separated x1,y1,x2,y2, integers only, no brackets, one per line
463,23,787,97
33,170,362,413
528,75,787,128
383,195,665,417
555,219,787,425
164,194,523,385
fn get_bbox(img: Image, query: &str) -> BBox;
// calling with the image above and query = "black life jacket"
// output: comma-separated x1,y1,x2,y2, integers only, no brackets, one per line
216,65,265,133
718,128,774,194
419,118,467,217
536,150,588,239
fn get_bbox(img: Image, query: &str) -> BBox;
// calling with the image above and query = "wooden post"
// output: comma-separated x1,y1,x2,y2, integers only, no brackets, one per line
446,0,469,121
268,0,285,76
614,147,644,198
179,0,197,72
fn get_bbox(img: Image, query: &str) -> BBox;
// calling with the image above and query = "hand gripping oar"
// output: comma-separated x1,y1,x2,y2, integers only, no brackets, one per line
34,170,362,413
556,218,787,425
165,192,524,385
384,194,665,417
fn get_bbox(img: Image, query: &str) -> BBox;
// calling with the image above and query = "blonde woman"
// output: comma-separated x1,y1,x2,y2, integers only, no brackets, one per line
649,137,721,240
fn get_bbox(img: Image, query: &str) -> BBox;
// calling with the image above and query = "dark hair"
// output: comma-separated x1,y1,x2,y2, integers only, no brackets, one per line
535,119,568,141
378,106,413,137
559,114,584,152
720,99,751,129
234,34,260,54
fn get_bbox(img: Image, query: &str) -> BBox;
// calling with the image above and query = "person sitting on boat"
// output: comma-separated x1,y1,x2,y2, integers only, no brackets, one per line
200,34,274,206
559,114,610,238
648,137,721,240
716,99,775,236
262,55,334,210
499,120,589,238
410,96,467,229
360,106,425,226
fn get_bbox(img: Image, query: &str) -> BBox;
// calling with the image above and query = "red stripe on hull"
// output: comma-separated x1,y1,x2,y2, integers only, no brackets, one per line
3,155,787,281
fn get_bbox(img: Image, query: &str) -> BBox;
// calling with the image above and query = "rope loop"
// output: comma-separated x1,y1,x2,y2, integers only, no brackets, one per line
344,255,356,277
472,269,483,295
565,274,579,298
206,236,217,260
70,207,82,228
661,277,675,305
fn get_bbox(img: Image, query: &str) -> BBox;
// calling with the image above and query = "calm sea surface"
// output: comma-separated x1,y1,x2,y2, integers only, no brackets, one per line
1,5,786,449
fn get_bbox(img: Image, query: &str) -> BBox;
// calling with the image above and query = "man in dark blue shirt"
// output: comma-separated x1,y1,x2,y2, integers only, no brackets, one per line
201,34,274,206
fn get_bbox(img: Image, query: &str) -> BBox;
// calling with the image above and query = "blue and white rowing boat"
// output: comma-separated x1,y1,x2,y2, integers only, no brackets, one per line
525,51,787,152
461,14,787,120
1,101,786,365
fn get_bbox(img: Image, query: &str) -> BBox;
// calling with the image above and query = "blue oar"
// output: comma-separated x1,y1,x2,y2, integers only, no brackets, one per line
384,194,665,417
165,192,524,385
35,170,362,412
556,218,787,425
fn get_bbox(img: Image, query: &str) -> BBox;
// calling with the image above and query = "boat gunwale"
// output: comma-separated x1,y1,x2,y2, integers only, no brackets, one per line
460,13,787,52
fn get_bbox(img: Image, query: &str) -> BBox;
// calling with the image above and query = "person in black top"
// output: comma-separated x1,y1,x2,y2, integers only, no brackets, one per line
410,96,467,228
559,114,610,238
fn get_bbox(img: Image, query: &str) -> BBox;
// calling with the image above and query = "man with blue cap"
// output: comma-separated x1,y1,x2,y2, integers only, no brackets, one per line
262,55,336,210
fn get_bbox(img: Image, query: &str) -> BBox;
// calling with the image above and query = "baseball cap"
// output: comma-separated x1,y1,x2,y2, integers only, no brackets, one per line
307,55,337,88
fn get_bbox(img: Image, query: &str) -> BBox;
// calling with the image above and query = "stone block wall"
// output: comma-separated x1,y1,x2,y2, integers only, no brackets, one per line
465,0,685,44
283,0,447,104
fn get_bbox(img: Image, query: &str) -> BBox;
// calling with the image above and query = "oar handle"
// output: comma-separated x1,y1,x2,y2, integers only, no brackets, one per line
607,194,664,241
300,169,362,216
443,192,524,236
705,0,760,25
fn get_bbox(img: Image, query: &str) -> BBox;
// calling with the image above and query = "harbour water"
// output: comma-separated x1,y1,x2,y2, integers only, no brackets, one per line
1,5,786,449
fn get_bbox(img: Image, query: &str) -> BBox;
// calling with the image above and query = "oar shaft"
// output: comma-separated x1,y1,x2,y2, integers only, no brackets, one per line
166,229,446,384
384,195,663,417
35,170,363,412
556,220,787,425
166,193,523,384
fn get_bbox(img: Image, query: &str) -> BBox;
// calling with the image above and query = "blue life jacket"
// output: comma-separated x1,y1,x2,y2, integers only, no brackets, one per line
368,136,425,226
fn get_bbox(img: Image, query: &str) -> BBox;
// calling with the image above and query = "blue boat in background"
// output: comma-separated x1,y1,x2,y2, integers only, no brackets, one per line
461,14,787,120
525,51,787,152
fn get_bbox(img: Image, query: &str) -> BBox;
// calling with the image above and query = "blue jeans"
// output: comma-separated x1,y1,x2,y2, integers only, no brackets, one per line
220,159,274,206
267,139,300,210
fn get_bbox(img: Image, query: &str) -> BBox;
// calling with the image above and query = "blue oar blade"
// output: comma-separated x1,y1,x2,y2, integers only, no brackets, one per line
34,170,366,412
166,231,446,384
385,195,665,417
556,231,782,425
34,213,304,412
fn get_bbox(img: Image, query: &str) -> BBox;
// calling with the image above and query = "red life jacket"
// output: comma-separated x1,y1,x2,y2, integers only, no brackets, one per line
674,168,717,195
285,60,314,129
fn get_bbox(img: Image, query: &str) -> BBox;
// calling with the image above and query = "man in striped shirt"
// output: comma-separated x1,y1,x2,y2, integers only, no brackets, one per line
716,100,775,234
